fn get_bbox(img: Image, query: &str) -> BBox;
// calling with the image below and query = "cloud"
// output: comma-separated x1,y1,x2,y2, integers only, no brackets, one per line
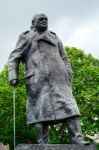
66,26,99,58
50,14,99,59
0,0,99,70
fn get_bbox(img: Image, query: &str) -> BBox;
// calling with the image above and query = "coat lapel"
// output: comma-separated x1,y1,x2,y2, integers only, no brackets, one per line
29,30,57,46
37,31,57,46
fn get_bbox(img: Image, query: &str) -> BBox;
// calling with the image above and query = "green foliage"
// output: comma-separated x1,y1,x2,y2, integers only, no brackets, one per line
0,65,37,149
0,47,99,149
66,47,99,135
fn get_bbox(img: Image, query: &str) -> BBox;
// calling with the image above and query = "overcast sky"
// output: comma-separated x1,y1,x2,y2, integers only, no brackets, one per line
0,0,99,70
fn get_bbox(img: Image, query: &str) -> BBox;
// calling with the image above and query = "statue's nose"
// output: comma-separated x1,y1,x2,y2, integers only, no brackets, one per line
43,19,47,22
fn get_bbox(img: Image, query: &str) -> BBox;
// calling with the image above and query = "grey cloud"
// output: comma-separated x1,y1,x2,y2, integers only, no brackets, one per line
0,0,99,70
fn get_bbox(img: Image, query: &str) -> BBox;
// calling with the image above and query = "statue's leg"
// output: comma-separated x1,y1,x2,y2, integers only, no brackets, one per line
66,117,89,145
34,122,49,144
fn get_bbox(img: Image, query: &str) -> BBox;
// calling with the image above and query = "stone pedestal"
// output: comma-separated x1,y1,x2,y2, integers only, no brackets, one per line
16,144,96,150
0,143,9,150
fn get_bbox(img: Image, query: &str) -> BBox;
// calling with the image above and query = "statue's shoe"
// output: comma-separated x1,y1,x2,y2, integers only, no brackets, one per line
72,136,90,145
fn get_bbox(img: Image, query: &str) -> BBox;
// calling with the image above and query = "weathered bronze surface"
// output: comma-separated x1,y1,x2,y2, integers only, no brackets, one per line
8,13,89,144
16,144,96,150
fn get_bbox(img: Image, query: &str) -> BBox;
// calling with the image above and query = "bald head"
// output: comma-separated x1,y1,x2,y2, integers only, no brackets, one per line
32,13,48,21
31,13,48,32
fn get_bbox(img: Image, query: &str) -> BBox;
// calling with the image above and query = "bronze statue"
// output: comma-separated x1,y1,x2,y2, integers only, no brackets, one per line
8,13,89,144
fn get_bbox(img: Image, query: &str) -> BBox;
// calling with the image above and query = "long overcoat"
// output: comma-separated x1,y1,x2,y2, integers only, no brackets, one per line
8,29,80,124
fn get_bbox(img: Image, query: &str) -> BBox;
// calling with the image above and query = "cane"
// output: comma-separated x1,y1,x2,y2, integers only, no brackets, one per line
13,87,16,150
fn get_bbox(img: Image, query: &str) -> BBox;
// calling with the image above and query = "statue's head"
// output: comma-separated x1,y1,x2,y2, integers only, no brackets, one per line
31,13,48,32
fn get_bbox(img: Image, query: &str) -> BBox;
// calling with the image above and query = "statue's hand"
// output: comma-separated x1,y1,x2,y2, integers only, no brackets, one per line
10,79,18,87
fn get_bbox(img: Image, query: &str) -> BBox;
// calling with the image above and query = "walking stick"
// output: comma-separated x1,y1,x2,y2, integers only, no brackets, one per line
13,87,16,150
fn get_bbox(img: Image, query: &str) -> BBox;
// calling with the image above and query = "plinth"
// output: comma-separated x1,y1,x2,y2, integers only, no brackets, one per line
16,144,96,150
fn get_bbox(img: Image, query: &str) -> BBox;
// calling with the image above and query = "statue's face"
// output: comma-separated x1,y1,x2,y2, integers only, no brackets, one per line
35,14,48,32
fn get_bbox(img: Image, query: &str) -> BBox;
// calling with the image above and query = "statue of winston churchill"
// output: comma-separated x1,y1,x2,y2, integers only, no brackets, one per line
8,13,89,145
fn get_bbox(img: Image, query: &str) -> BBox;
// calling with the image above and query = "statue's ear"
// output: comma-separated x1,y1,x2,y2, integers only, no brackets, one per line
31,20,35,28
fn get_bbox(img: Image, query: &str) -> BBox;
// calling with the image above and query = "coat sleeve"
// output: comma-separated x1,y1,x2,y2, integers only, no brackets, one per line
8,33,28,81
58,39,73,83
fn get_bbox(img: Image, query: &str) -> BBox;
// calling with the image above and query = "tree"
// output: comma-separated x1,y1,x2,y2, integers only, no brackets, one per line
0,65,37,149
0,47,99,149
66,47,99,135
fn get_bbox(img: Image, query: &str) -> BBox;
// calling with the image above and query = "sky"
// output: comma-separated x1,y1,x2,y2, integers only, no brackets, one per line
0,0,99,70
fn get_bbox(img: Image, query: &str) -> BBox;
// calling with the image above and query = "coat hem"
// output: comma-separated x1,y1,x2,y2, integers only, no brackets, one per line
26,114,80,125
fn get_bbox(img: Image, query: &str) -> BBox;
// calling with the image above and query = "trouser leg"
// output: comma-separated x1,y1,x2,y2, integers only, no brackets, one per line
34,122,49,144
66,116,89,144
